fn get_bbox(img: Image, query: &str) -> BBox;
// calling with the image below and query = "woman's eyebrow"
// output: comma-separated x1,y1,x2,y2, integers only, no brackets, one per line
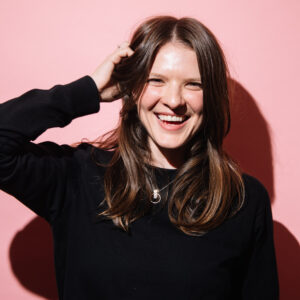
149,72,166,78
149,72,201,81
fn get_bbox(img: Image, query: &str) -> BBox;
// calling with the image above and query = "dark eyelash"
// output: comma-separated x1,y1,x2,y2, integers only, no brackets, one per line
147,79,202,87
147,78,162,82
189,82,202,87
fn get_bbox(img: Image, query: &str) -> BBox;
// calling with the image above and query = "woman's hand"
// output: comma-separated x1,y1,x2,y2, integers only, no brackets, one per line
90,41,134,102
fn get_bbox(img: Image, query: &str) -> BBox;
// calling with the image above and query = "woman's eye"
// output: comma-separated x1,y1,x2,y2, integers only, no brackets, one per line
188,82,202,88
147,78,164,86
147,78,162,83
146,79,202,88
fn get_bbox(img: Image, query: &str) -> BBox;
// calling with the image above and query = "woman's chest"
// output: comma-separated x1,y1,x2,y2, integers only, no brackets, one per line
61,208,248,299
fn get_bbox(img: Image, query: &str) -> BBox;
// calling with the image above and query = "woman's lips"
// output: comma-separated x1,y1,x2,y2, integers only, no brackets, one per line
154,113,189,131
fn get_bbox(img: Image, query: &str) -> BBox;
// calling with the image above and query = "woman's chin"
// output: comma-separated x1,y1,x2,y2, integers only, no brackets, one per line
155,141,187,151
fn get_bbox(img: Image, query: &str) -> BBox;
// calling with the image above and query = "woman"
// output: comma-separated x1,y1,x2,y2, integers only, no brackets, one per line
0,15,279,299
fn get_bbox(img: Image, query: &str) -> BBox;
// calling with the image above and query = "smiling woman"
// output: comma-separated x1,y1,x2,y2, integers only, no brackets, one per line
0,15,279,299
137,42,204,167
92,16,244,237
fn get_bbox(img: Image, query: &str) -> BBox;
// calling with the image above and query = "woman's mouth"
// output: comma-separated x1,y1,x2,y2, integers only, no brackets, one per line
154,113,189,130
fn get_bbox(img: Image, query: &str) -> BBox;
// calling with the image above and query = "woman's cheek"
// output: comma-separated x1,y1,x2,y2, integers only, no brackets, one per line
147,86,162,98
140,86,162,107
183,90,203,113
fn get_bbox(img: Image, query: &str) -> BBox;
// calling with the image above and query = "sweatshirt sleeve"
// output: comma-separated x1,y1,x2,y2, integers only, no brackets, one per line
0,75,100,223
241,180,279,299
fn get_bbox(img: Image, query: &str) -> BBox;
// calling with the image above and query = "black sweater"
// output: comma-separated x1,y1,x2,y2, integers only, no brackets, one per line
0,76,279,299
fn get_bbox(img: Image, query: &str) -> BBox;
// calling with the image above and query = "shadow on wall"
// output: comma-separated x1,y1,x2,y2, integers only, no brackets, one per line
273,221,300,299
9,217,58,299
8,80,299,299
224,79,274,198
224,80,300,299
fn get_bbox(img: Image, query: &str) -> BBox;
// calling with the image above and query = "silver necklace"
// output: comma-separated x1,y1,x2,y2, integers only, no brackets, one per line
150,176,176,204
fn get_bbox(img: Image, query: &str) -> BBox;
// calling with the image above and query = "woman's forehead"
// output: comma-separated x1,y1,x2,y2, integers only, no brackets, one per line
150,42,201,78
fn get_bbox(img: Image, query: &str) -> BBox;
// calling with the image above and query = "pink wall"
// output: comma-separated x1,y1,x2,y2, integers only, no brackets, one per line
0,0,299,298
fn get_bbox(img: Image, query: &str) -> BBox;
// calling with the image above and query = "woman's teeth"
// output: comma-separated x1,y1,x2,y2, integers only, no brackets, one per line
157,114,187,122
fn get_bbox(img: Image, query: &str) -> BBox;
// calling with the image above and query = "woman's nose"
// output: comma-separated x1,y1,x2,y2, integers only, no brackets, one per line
161,84,185,109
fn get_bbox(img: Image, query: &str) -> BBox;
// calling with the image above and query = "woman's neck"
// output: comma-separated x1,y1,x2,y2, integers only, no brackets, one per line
148,139,187,169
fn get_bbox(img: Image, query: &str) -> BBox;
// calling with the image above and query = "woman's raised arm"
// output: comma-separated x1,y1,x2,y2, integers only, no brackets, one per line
0,41,134,224
0,76,100,223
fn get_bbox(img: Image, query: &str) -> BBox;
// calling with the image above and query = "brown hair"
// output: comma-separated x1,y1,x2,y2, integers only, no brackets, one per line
74,15,245,236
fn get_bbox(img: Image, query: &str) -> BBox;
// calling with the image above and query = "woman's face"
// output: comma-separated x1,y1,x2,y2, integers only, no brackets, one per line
137,42,203,156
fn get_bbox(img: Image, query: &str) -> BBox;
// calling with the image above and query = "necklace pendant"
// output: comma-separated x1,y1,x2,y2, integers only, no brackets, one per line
151,189,161,204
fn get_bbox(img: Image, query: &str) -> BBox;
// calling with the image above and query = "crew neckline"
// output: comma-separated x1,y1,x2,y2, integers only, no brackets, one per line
147,164,178,173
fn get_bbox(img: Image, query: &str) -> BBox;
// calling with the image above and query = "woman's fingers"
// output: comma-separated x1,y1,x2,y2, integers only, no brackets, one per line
118,41,130,48
111,43,134,64
90,41,134,101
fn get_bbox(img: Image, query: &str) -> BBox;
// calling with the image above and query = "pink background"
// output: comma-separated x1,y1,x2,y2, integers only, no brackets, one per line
0,0,299,298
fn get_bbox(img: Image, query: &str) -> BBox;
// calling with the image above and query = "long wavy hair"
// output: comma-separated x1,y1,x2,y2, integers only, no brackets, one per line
73,15,245,236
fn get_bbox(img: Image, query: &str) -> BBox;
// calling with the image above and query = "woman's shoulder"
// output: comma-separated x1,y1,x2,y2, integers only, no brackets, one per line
240,172,271,214
73,142,115,165
241,173,269,196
